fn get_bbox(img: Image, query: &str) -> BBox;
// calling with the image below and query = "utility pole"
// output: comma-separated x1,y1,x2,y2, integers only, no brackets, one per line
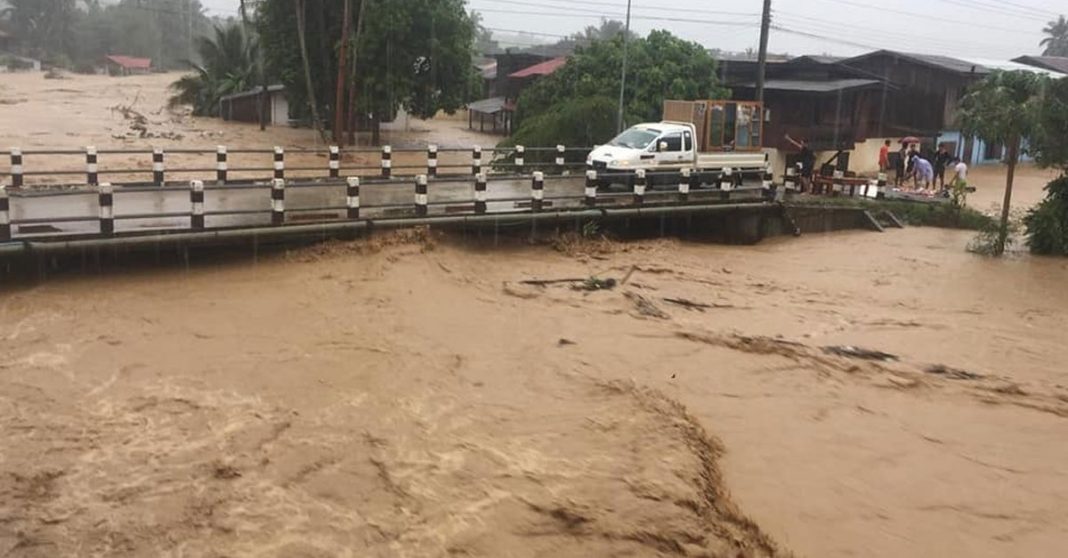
333,0,352,144
755,0,772,104
616,0,632,134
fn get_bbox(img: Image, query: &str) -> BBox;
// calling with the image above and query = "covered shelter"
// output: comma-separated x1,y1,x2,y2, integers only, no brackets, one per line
467,96,512,134
219,85,289,126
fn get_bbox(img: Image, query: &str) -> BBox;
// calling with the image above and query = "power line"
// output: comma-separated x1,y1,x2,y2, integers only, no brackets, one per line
994,0,1062,18
471,7,759,27
803,0,1038,36
474,0,759,18
773,11,1014,57
931,0,1050,22
769,24,883,51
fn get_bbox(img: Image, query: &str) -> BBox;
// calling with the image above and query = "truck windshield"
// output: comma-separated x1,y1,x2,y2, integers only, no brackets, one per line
609,128,660,149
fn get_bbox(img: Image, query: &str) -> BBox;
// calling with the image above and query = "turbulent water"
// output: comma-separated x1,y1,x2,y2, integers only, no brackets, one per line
2,71,1067,558
2,228,1066,557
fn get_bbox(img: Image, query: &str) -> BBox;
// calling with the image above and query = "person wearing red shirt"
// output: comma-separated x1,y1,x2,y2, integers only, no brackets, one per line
878,139,891,172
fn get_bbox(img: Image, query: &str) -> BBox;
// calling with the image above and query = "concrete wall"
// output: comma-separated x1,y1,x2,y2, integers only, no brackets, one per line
764,138,889,180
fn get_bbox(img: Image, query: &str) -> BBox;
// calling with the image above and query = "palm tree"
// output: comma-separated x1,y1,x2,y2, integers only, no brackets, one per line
169,24,258,116
1041,15,1068,57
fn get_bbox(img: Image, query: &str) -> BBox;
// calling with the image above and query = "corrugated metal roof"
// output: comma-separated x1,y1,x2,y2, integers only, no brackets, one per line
467,96,509,114
843,50,989,75
1012,55,1068,75
508,57,566,78
219,84,286,102
788,55,843,65
479,61,497,80
106,55,152,69
735,78,883,93
962,57,1066,77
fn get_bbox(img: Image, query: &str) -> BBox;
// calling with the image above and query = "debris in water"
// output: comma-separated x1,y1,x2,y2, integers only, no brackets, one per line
625,292,669,319
925,364,983,380
520,277,587,286
558,338,576,346
822,345,899,361
662,297,714,311
574,277,617,291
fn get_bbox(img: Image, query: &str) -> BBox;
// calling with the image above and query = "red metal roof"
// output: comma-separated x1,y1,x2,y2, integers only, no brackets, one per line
508,57,567,78
106,55,152,70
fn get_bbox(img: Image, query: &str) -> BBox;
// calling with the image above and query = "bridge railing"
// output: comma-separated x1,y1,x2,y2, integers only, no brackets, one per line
0,163,781,242
1,144,594,188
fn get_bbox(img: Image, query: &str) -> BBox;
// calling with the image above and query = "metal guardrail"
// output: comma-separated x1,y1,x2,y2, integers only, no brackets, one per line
1,144,595,188
0,164,786,243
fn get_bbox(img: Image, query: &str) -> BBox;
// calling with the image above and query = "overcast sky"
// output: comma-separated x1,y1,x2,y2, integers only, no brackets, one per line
199,0,1064,61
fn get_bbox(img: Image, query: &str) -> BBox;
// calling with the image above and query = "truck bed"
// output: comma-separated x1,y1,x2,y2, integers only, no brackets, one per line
696,152,767,171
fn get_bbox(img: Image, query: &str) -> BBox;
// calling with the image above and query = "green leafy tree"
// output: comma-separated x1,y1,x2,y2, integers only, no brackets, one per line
958,70,1048,256
2,0,79,61
1022,77,1068,255
169,24,258,116
514,30,727,144
1041,15,1068,57
259,0,477,144
503,95,617,165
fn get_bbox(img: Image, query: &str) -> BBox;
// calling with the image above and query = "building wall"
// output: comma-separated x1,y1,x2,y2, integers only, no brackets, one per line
270,93,288,125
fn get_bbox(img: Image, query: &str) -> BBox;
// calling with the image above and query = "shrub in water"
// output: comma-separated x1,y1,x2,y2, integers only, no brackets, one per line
1023,174,1068,256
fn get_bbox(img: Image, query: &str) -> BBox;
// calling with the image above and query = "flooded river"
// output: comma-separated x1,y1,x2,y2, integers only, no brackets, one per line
2,227,1066,557
1,71,1066,558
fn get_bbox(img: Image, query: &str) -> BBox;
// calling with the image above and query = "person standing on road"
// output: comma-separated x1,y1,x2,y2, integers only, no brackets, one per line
879,139,891,173
944,157,969,204
934,143,952,191
785,134,816,192
895,142,910,186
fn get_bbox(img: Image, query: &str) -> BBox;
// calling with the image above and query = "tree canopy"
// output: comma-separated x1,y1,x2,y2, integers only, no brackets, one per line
258,0,477,141
1030,77,1068,170
0,0,217,70
513,30,727,145
959,70,1049,255
169,24,258,117
1041,15,1068,57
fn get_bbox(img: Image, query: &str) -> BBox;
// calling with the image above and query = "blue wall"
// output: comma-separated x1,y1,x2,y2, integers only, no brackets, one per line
937,130,1035,166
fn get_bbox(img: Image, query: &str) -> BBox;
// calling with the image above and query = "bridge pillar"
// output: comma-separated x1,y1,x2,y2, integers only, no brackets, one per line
531,171,544,212
271,178,285,225
474,173,487,214
346,177,360,219
415,174,428,216
190,180,205,229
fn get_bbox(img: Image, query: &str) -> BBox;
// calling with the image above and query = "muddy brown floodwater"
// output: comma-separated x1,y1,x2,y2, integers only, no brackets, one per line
2,70,1068,557
2,227,1067,557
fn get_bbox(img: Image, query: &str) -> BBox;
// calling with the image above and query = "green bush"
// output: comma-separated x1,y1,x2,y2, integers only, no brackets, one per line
1023,174,1068,255
496,95,616,168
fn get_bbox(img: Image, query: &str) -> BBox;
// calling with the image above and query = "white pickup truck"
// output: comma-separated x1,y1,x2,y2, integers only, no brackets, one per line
586,121,768,187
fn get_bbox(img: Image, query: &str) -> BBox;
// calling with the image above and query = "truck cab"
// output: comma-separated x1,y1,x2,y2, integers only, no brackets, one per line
586,122,698,175
588,100,767,188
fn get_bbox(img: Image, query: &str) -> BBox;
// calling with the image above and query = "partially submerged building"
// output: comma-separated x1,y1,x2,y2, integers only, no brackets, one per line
105,55,151,76
219,85,289,126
